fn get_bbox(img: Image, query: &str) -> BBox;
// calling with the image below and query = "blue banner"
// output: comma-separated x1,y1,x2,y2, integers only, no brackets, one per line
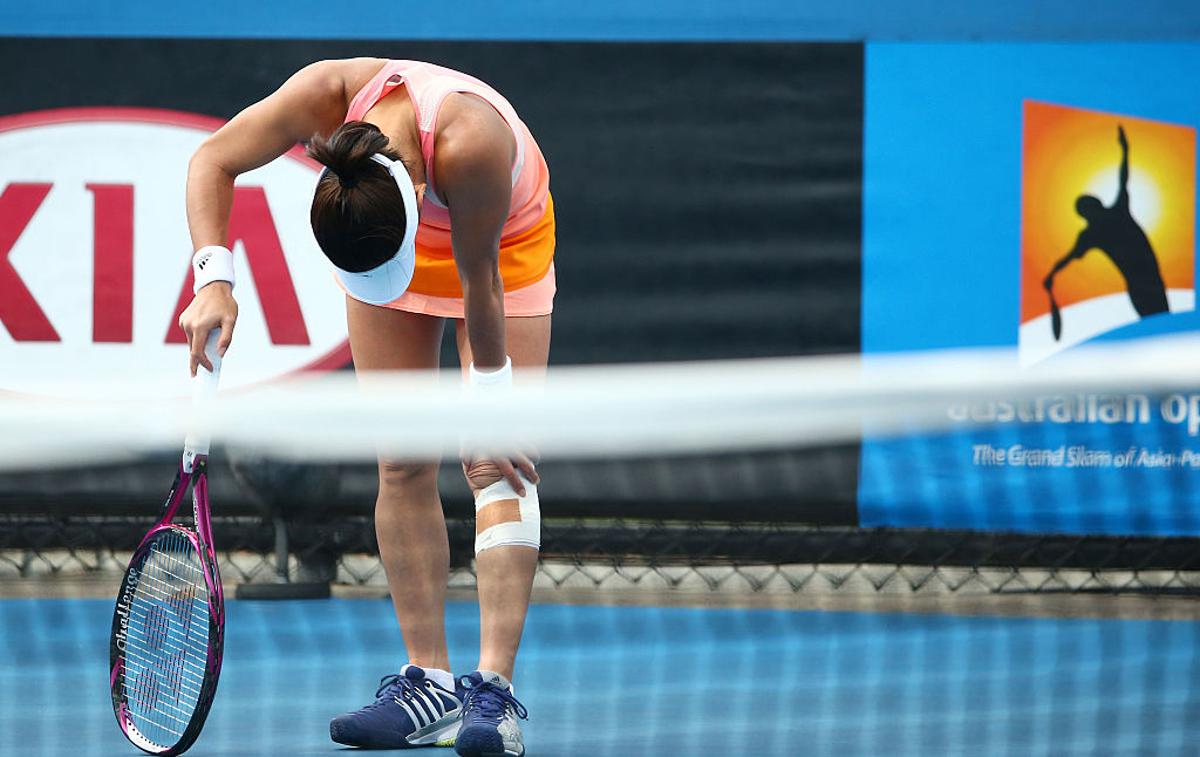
861,43,1200,535
1,1,1198,41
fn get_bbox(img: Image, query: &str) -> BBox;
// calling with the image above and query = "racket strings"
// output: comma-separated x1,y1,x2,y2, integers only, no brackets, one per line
121,530,211,747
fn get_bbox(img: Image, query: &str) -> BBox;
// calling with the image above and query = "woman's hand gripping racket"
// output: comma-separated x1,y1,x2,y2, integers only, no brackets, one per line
110,331,225,756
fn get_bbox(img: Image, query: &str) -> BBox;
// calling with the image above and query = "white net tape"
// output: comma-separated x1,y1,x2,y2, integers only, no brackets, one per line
3,334,1200,469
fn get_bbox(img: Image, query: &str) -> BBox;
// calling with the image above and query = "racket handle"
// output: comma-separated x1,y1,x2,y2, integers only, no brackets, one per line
184,330,222,471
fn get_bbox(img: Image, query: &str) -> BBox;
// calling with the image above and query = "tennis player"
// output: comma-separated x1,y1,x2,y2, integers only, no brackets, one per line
178,58,551,757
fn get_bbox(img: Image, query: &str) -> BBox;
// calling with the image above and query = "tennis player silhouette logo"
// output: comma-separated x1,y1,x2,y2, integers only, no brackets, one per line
1042,126,1169,340
1019,101,1195,366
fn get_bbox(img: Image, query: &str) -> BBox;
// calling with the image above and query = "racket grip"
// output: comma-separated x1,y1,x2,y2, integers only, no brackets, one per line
193,330,223,397
184,330,222,470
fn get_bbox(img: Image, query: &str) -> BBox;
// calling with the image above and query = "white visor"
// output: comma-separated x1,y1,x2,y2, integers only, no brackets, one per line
327,153,419,305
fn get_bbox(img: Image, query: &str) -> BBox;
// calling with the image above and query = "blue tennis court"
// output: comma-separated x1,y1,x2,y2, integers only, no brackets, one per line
3,598,1197,756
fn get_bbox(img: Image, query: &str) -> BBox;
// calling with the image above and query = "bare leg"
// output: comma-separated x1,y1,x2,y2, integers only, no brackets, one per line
347,295,451,673
456,314,551,681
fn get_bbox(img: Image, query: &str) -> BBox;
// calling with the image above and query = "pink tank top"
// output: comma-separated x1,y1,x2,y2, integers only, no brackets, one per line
343,60,550,249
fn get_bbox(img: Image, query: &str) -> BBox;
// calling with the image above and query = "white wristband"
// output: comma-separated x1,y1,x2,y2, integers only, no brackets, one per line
192,245,235,294
468,357,513,394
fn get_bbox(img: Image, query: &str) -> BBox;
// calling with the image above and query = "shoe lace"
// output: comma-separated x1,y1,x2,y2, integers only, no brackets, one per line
463,682,529,723
366,673,420,710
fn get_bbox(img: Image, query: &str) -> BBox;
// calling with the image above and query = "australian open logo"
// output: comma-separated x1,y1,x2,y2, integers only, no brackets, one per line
1019,101,1196,365
114,565,141,651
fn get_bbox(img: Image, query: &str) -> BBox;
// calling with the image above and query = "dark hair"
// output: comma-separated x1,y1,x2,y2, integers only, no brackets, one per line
307,121,409,273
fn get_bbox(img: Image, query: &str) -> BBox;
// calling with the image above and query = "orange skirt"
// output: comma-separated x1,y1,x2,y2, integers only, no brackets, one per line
388,263,556,318
335,194,557,318
406,193,556,298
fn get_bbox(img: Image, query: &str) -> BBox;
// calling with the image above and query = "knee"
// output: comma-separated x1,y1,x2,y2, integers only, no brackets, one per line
378,460,439,495
462,459,505,493
473,476,541,555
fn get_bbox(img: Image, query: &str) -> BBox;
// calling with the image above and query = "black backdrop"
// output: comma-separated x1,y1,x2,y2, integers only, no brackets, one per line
0,38,863,523
0,38,863,363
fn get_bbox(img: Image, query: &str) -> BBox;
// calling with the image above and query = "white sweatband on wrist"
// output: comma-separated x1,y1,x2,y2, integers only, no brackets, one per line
462,356,514,460
192,245,236,294
474,476,540,555
468,357,513,393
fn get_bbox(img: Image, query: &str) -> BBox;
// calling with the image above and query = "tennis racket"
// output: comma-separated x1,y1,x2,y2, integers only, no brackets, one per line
110,331,225,756
1048,285,1063,341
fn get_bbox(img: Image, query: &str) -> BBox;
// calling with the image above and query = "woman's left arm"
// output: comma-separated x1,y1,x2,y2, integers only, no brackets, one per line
439,99,540,492
439,102,517,371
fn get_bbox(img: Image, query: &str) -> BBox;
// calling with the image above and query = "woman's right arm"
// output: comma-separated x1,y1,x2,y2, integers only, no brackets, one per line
180,59,363,374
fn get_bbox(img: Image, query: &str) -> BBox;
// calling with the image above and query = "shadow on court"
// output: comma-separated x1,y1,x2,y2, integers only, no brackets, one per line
1,598,1197,756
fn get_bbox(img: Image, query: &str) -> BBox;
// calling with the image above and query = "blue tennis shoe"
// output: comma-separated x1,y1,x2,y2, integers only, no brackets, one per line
454,671,529,757
330,664,463,748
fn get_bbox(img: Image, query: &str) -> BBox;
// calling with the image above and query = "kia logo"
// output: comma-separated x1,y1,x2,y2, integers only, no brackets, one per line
0,108,349,397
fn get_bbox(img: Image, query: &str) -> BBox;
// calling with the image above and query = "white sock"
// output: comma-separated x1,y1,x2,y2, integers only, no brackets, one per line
424,667,454,691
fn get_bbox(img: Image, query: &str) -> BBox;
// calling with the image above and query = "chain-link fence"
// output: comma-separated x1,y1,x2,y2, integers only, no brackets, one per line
5,513,1200,597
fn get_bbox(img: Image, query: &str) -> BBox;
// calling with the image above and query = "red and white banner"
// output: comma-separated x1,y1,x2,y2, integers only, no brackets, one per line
0,108,350,398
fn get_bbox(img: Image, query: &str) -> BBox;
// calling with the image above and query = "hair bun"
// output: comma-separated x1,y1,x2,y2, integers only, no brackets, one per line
307,121,392,188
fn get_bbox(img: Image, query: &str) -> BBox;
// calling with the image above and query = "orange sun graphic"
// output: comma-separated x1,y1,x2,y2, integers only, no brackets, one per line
1020,100,1195,324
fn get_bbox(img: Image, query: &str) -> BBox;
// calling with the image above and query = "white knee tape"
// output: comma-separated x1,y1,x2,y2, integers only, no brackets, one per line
474,477,540,555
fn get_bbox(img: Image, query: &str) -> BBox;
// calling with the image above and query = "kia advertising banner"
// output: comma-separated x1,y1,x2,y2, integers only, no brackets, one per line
860,43,1200,535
